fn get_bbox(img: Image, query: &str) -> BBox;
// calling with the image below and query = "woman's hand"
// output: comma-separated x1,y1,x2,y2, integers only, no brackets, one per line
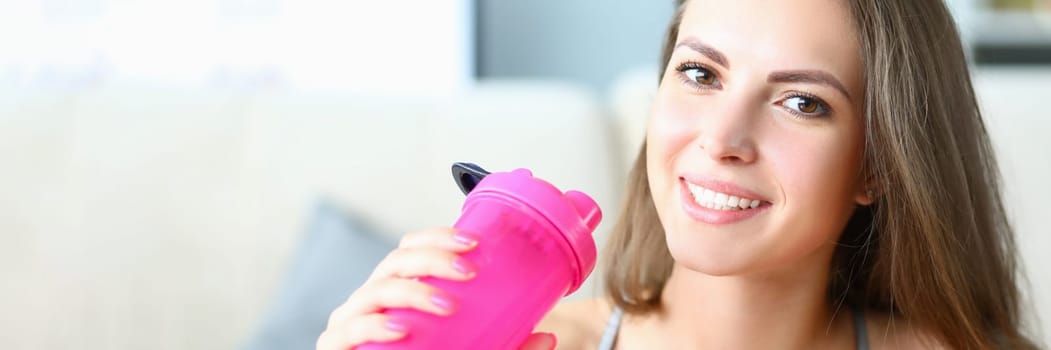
519,332,558,350
316,227,478,349
315,227,558,350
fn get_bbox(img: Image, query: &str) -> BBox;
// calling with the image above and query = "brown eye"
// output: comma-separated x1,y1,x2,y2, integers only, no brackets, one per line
781,95,830,117
794,97,818,113
684,67,717,85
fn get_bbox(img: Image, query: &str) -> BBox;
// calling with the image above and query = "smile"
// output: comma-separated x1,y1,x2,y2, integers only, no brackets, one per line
678,178,771,225
686,182,761,211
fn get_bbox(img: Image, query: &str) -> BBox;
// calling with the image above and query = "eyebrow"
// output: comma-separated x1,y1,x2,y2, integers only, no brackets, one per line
767,70,852,101
676,36,852,101
675,37,729,69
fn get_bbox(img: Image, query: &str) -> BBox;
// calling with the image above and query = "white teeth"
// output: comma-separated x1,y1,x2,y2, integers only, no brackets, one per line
713,193,727,207
701,189,714,205
686,182,764,211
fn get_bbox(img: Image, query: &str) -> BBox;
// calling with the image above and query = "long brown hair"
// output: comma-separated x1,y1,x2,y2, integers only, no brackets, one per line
602,1,1038,348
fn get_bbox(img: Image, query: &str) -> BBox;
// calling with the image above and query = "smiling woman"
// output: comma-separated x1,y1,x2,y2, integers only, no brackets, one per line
579,0,1039,349
318,0,1039,349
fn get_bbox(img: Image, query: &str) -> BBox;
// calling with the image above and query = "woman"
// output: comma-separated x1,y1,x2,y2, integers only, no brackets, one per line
318,0,1038,348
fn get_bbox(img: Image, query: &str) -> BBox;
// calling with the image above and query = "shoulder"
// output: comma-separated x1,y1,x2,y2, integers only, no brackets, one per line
865,311,949,350
534,297,616,350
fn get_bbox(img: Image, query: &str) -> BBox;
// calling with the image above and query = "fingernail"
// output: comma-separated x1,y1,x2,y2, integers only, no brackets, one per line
384,319,410,333
430,293,458,314
542,333,558,350
452,257,477,277
452,231,478,247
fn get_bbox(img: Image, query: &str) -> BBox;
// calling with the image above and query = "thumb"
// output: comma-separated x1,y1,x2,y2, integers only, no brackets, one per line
519,332,557,350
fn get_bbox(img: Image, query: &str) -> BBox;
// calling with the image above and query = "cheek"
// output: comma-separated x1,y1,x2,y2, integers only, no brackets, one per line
647,90,700,166
646,91,700,196
764,124,864,236
786,134,860,196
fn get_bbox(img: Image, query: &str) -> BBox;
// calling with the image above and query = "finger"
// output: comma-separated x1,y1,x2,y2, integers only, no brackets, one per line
343,278,458,318
316,313,408,350
518,332,557,350
369,247,478,282
397,227,479,252
345,313,410,346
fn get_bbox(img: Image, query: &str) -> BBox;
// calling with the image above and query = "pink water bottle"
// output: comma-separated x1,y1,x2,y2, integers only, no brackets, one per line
358,162,602,350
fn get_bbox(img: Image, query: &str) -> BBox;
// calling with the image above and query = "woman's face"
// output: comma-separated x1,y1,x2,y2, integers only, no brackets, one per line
647,0,872,276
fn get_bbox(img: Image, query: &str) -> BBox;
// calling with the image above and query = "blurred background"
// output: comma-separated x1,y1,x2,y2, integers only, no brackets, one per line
0,0,1048,349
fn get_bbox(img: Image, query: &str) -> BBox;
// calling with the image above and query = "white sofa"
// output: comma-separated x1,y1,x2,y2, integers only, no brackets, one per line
1,67,1048,349
0,79,623,349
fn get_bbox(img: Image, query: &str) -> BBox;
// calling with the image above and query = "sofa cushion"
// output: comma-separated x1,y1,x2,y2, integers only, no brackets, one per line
242,199,396,350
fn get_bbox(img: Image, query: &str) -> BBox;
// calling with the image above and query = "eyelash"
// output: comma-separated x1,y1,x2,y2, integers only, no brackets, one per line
674,61,720,90
780,91,833,119
673,61,833,119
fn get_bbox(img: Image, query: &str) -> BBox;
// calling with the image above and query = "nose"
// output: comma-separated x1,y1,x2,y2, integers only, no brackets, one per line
697,95,759,164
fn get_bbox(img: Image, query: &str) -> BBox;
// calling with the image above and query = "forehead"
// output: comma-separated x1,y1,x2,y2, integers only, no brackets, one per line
676,0,863,90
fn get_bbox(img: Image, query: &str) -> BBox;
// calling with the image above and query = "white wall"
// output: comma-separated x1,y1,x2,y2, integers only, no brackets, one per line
974,67,1051,343
0,0,474,95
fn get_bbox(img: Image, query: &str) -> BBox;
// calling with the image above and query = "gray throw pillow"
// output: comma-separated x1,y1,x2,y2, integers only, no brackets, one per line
242,199,396,350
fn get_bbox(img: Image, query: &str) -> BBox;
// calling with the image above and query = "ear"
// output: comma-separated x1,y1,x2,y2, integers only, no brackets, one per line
853,178,876,206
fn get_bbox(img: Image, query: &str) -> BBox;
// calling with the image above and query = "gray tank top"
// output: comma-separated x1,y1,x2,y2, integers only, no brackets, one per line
595,305,870,350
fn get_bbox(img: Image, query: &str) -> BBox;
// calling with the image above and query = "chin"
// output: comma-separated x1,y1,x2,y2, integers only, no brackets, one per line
663,227,761,277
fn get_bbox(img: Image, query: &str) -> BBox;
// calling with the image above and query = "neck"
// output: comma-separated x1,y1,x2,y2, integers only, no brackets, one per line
645,246,853,349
